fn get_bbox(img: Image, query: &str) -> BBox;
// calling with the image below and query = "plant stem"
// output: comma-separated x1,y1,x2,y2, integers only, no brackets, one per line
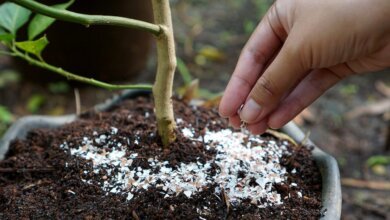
0,50,15,56
151,0,177,147
13,49,153,90
9,0,162,36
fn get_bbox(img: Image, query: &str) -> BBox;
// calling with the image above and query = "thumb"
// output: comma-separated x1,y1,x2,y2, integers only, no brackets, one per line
240,37,309,123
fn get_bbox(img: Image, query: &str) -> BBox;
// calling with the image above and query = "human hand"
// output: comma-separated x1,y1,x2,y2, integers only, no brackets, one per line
219,0,390,134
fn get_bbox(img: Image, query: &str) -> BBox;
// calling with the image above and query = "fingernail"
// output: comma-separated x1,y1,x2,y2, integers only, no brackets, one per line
219,111,227,118
240,99,262,123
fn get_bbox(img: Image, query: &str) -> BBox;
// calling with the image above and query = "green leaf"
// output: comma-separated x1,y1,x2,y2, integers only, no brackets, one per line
0,70,21,88
366,155,390,167
243,20,255,35
0,27,14,43
0,105,13,124
177,58,192,86
198,88,220,99
0,2,31,34
15,36,49,59
26,94,46,113
28,0,74,40
339,84,359,96
48,81,70,94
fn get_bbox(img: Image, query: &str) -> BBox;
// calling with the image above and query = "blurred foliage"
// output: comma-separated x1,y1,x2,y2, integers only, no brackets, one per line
0,105,13,137
243,19,256,35
366,155,390,167
252,0,272,16
242,0,273,35
371,165,387,176
337,156,347,168
0,70,20,88
339,84,359,96
48,81,70,94
329,111,344,127
176,57,221,102
26,94,46,113
194,54,206,66
176,58,192,85
48,106,65,116
195,45,226,66
0,105,13,124
218,31,234,46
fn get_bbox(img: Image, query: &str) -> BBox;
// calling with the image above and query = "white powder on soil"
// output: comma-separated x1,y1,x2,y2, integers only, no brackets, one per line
60,120,299,208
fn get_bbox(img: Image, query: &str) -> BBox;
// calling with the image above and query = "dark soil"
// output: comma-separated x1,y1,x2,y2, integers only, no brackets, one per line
0,95,322,219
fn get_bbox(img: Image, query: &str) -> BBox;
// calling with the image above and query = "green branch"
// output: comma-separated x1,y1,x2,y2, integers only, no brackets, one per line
8,0,162,36
0,50,15,56
12,49,153,90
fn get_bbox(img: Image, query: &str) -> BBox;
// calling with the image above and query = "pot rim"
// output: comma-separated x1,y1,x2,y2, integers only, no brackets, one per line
0,90,341,219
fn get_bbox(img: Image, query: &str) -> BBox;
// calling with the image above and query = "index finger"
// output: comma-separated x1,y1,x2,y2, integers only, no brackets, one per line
219,4,286,118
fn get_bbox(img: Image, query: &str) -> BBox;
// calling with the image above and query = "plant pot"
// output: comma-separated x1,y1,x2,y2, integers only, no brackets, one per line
14,0,153,83
0,90,341,219
281,123,341,219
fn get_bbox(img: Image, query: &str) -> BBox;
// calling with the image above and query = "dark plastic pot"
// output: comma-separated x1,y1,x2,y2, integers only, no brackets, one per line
0,90,341,219
15,0,153,83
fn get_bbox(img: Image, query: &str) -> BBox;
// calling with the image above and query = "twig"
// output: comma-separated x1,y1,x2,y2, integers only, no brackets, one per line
0,50,15,56
385,123,390,152
345,99,390,119
74,88,81,115
265,129,298,146
343,194,389,218
131,210,140,220
9,0,162,36
12,49,153,91
341,178,390,190
221,188,230,215
22,179,50,190
375,81,390,97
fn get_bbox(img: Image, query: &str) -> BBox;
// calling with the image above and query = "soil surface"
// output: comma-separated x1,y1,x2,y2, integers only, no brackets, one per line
0,96,322,219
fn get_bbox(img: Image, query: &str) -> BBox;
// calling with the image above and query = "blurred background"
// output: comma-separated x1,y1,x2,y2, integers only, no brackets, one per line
0,1,389,219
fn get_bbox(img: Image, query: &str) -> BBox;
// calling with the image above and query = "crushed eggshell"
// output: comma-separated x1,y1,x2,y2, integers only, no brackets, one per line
60,123,301,208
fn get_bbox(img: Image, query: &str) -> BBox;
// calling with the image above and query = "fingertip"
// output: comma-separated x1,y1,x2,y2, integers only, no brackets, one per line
218,109,228,118
268,121,284,130
229,115,241,129
218,98,229,118
268,110,288,129
219,78,252,118
247,121,268,135
218,91,236,118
